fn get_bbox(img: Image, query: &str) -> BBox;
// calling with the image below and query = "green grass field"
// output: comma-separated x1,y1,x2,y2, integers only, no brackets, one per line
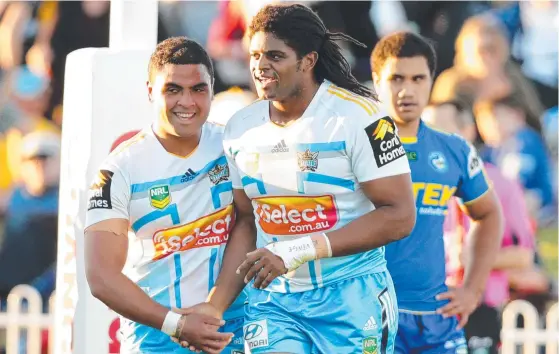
538,228,558,278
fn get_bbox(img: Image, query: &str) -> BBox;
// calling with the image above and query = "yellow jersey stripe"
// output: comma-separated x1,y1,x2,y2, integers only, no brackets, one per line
328,85,379,114
400,137,418,144
329,85,376,112
111,133,146,156
326,88,373,116
461,187,491,208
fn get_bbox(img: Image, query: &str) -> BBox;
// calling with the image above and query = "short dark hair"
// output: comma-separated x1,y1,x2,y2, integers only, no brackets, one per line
148,36,214,82
371,32,437,77
248,3,376,100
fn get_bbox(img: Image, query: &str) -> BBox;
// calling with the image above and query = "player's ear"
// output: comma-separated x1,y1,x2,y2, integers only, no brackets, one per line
372,72,380,88
147,81,153,102
301,51,318,73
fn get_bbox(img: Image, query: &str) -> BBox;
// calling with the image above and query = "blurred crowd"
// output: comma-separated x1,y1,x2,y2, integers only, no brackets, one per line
0,0,556,352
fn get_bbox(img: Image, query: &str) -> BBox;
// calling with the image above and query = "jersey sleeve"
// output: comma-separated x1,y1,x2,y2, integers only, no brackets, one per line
223,122,243,189
454,137,490,203
224,145,243,189
85,161,130,229
348,113,410,182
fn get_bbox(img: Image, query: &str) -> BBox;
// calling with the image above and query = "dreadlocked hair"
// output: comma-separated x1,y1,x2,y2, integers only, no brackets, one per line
248,3,377,101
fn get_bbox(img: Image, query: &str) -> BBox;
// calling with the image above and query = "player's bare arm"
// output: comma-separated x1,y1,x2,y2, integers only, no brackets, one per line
85,219,232,353
240,173,416,289
207,189,257,312
172,188,256,352
325,173,416,255
436,190,503,329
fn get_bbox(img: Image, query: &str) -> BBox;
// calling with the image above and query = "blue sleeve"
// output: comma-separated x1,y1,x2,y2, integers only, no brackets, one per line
453,136,490,203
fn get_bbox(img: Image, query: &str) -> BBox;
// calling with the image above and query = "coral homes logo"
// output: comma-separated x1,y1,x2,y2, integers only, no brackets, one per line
365,117,405,167
253,195,338,235
152,204,234,260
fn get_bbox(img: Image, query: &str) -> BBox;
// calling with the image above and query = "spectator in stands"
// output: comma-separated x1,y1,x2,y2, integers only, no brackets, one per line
206,0,255,92
0,2,47,71
542,106,558,200
491,1,558,110
4,66,54,132
0,65,58,213
431,15,544,135
400,1,490,78
474,95,555,223
423,101,549,354
0,131,60,305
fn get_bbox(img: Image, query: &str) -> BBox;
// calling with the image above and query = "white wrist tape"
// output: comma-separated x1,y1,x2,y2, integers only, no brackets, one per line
161,311,182,337
265,236,317,271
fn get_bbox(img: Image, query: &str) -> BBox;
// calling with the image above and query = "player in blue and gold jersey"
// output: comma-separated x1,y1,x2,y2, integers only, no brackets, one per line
371,32,504,353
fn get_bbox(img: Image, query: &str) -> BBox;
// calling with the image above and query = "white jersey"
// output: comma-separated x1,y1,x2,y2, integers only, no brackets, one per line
223,80,410,293
85,123,238,351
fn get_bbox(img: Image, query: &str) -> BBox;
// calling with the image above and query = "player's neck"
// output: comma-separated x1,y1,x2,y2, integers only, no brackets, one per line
152,126,202,157
394,118,421,139
270,80,321,124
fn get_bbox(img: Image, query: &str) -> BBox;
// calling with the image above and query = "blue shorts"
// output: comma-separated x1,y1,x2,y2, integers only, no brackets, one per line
121,316,244,353
220,316,245,354
243,272,398,354
394,311,467,354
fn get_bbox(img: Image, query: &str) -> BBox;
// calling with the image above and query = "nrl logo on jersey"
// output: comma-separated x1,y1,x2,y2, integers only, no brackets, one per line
297,149,319,172
149,185,171,209
363,336,379,354
208,163,230,185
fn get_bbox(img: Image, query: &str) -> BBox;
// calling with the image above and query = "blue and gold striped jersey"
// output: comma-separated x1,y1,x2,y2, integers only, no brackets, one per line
385,121,490,312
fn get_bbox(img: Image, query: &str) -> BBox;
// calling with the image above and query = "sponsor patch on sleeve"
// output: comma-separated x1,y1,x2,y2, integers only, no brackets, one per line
467,144,483,178
364,117,406,167
87,170,114,210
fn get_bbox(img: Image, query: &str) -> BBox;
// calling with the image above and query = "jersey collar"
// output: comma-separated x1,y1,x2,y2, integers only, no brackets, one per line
400,120,426,145
264,80,329,127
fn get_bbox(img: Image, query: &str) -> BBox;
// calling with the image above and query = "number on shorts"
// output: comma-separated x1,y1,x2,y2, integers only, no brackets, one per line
378,288,396,354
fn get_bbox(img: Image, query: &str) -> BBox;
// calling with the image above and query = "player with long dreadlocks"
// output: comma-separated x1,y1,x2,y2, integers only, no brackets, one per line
180,4,416,353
